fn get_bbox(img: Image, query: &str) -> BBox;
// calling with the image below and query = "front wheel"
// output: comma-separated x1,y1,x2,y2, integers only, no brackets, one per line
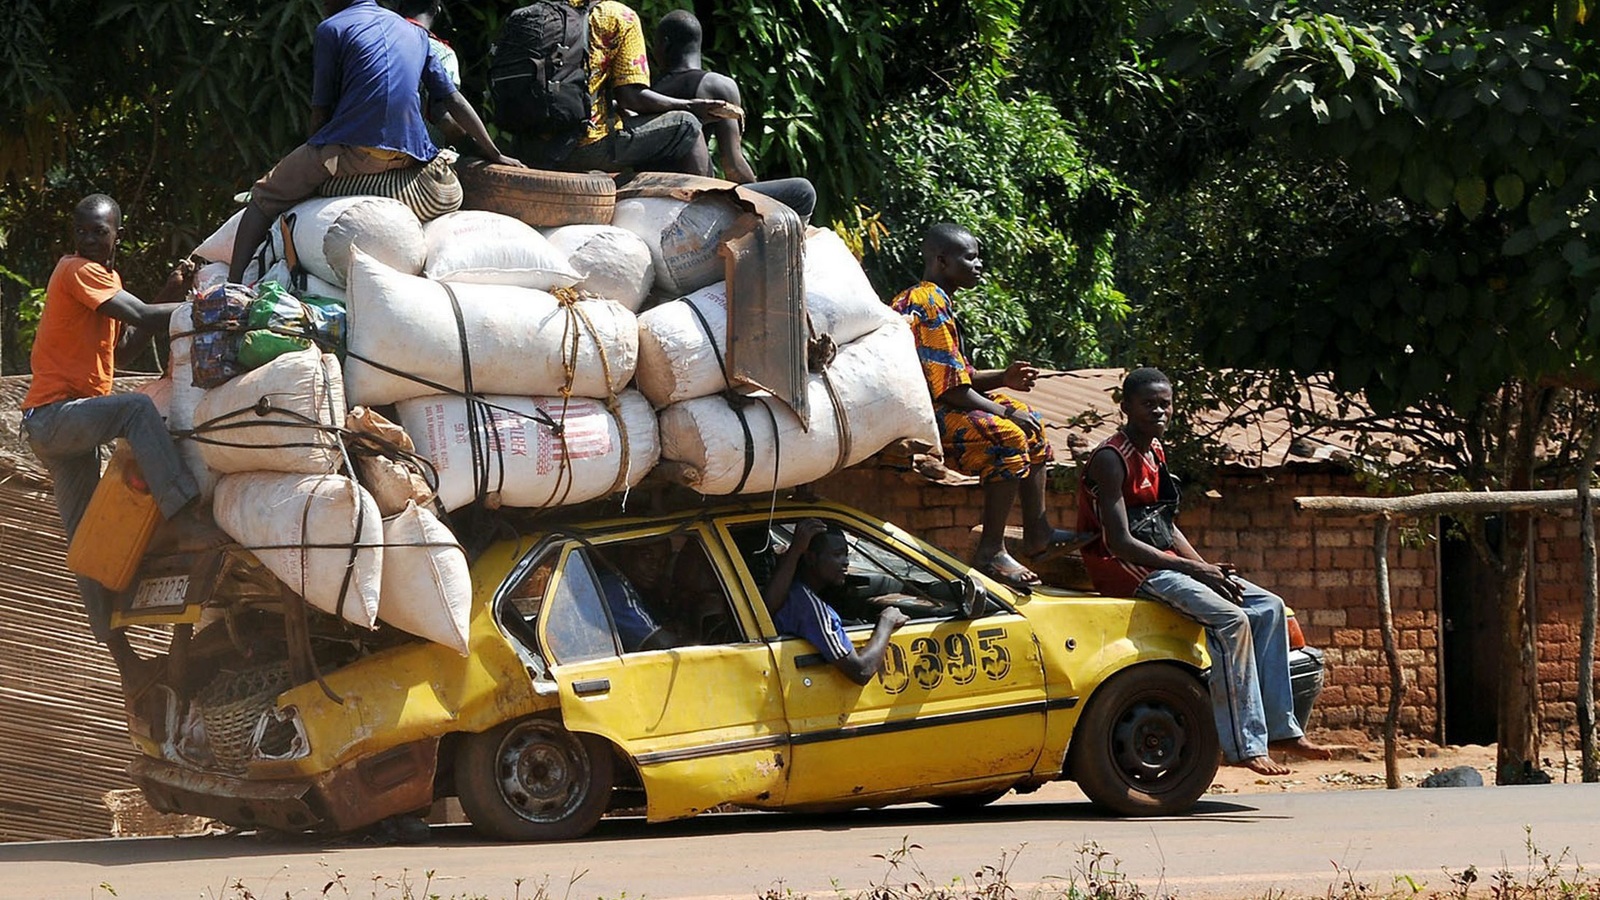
455,716,615,841
1068,664,1219,817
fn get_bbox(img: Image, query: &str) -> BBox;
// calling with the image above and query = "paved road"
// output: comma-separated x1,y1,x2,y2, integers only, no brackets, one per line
4,783,1597,900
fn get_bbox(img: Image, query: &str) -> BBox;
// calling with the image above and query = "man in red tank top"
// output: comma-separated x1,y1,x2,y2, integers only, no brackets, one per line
1077,368,1330,775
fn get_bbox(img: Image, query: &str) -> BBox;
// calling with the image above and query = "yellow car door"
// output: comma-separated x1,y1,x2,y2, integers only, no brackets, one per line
721,515,1051,808
533,529,792,821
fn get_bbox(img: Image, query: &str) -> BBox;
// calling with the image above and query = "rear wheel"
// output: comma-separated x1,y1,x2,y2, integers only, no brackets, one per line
1069,664,1218,816
455,716,614,841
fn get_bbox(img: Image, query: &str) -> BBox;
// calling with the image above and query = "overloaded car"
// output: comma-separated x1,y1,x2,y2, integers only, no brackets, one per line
124,498,1323,839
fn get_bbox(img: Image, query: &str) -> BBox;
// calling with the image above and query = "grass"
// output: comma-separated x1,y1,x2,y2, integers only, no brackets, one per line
88,830,1600,900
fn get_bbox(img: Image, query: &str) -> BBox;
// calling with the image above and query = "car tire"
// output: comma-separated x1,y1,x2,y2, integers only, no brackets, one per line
456,161,616,227
1069,664,1219,817
455,716,615,841
928,789,1008,810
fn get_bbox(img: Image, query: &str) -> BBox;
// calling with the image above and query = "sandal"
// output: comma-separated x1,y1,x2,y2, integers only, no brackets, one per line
977,553,1041,591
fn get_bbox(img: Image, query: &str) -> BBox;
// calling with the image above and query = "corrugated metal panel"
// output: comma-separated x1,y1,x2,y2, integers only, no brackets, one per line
1008,368,1364,470
0,375,168,842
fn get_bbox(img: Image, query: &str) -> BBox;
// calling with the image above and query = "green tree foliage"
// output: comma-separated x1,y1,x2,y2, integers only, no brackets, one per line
858,76,1132,368
1104,0,1600,783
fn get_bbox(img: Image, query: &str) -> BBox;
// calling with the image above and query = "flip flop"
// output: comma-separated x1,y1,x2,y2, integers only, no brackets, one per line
977,554,1041,592
1024,528,1095,563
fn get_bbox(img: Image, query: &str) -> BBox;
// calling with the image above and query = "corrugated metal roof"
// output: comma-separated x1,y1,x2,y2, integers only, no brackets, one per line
1008,368,1362,470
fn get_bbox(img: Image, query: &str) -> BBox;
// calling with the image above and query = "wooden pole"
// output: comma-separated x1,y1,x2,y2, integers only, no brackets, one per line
1373,515,1402,789
1297,490,1581,517
1579,424,1600,783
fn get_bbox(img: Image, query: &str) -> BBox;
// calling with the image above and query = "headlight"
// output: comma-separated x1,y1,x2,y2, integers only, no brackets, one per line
251,705,310,762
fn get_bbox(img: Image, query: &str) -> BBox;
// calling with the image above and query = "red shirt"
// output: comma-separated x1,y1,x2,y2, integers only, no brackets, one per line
1076,430,1174,596
23,256,122,409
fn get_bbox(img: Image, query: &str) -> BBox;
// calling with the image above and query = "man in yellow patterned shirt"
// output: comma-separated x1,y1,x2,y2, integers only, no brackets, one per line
540,0,732,173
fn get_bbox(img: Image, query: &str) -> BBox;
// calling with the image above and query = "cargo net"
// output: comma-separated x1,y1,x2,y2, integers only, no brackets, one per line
197,663,293,773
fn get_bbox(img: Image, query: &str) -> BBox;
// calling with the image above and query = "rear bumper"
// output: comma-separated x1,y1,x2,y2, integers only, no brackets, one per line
130,738,439,834
1289,646,1326,731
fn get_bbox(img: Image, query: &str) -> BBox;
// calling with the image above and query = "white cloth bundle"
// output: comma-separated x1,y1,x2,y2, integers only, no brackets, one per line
271,196,426,287
657,323,939,494
423,210,581,289
213,472,383,629
542,224,655,311
193,350,346,475
396,389,660,511
343,248,638,407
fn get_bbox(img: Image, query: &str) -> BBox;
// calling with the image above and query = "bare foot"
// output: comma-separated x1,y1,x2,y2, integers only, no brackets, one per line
1271,736,1334,760
1232,755,1293,776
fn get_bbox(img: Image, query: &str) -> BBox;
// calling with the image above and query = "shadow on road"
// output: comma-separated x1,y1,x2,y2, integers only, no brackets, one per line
0,797,1278,866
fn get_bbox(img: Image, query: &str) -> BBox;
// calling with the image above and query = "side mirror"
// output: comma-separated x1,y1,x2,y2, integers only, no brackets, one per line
961,576,986,619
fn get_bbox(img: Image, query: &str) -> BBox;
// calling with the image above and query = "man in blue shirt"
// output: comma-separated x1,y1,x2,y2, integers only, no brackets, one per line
227,0,521,283
763,520,907,685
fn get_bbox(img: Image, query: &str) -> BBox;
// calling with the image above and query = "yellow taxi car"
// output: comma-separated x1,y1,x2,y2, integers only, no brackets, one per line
128,499,1225,839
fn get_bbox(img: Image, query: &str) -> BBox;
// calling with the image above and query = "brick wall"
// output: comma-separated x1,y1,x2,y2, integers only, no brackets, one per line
816,464,1599,744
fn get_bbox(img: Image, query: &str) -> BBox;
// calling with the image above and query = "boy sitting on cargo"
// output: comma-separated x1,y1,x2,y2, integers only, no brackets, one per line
891,224,1087,590
763,519,907,685
21,194,202,695
649,10,817,221
227,0,520,284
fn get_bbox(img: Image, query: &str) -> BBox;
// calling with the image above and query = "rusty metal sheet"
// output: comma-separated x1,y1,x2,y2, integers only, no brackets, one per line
615,174,809,423
721,189,807,425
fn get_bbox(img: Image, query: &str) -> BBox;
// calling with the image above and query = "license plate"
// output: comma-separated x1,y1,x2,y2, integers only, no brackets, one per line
130,574,190,611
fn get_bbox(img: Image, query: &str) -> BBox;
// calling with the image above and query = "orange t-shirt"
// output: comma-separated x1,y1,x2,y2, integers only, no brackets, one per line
22,255,123,410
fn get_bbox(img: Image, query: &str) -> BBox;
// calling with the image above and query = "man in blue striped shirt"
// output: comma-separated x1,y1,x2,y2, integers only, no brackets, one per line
764,520,907,685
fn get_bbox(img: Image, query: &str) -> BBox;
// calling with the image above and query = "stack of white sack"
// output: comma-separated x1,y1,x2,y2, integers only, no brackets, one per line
189,195,430,298
635,229,900,407
342,247,637,407
191,348,346,476
395,390,660,512
657,323,939,495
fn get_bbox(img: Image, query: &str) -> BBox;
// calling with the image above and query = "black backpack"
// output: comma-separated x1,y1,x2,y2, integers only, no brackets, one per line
489,0,597,161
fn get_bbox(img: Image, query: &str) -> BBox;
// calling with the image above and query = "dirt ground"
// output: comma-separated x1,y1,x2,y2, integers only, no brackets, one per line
1208,729,1591,794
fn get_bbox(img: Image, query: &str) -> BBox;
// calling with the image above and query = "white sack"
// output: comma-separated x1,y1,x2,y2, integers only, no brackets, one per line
657,323,939,494
344,249,638,407
271,196,425,287
634,282,729,407
258,259,347,303
213,472,382,628
168,303,218,499
193,209,244,264
611,194,743,296
542,224,654,311
380,502,471,655
423,210,581,289
193,350,347,475
396,389,659,512
802,229,898,345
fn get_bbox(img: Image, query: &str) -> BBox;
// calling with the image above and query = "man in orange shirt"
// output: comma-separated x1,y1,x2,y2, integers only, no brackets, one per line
21,194,200,685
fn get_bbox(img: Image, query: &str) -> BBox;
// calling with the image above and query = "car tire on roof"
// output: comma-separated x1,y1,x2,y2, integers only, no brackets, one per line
456,161,616,227
455,715,615,841
1068,663,1219,817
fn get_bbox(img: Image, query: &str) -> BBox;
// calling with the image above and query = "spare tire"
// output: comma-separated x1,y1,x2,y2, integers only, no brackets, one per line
457,160,615,227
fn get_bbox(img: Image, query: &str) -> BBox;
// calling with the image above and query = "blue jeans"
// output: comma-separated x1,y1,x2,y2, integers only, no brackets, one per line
1136,570,1304,762
22,394,200,642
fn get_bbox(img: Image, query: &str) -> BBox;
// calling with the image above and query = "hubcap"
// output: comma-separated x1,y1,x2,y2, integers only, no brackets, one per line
495,722,589,823
1110,697,1189,788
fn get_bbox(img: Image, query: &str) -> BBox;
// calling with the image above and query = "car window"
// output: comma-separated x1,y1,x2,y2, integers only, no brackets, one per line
542,549,621,664
590,533,746,648
730,520,965,625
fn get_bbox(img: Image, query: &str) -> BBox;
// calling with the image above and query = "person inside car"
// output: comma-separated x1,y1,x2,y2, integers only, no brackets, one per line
1077,367,1332,775
763,519,907,685
595,540,680,651
891,224,1088,590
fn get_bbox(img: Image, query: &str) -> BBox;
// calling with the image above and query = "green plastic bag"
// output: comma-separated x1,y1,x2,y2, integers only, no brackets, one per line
236,281,348,370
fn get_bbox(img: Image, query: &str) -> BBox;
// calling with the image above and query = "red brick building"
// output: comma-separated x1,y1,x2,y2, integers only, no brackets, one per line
817,369,1600,750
